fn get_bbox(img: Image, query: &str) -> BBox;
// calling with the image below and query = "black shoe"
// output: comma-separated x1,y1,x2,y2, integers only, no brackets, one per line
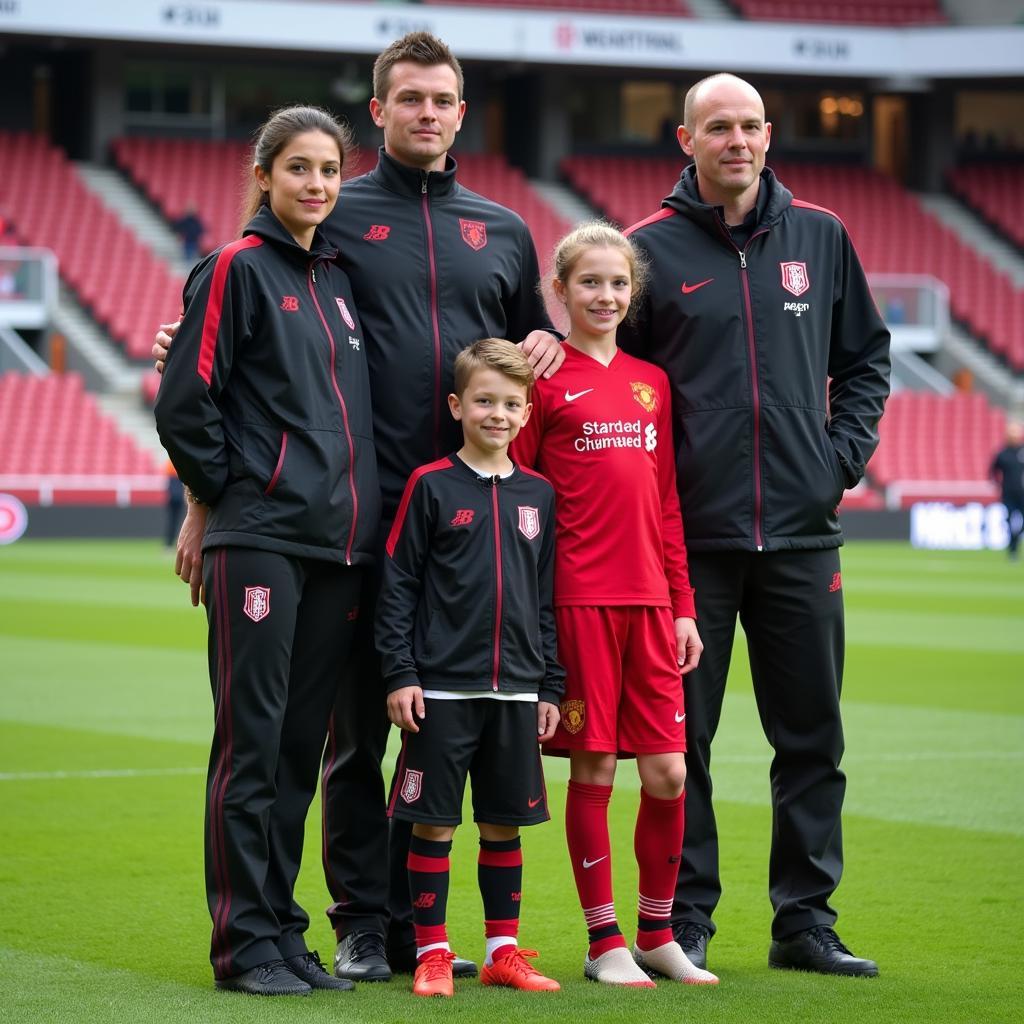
673,922,712,971
215,959,312,996
286,950,355,991
387,941,478,978
334,931,392,982
769,926,879,977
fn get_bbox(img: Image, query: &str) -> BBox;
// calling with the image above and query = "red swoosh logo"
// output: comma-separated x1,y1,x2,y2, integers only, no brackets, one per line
681,278,713,294
527,796,542,809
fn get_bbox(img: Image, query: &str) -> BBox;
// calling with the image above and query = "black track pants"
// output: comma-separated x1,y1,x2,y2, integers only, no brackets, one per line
203,546,363,978
672,548,846,941
321,520,411,946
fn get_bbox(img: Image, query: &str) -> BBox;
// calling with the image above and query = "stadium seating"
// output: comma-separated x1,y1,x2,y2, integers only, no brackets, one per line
867,391,1004,507
111,138,570,286
947,161,1024,250
728,0,946,25
111,137,257,259
0,372,164,505
561,155,1024,373
0,132,185,361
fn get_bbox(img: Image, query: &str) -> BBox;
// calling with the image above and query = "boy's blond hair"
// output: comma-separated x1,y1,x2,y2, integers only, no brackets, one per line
453,339,535,398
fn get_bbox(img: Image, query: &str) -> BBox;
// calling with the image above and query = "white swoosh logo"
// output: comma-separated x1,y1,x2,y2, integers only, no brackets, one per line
675,712,685,723
564,388,594,403
582,855,608,869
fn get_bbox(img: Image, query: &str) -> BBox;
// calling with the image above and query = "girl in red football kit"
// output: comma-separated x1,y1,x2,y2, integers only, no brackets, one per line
512,222,718,987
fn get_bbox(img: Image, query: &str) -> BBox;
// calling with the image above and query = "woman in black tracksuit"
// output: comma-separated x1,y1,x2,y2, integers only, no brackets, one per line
154,106,380,996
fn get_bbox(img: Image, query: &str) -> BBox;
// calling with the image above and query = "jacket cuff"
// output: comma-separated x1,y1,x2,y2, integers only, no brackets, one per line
385,672,421,695
672,593,697,620
538,686,563,707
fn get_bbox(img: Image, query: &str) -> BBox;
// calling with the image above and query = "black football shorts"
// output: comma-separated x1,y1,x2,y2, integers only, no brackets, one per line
387,698,549,827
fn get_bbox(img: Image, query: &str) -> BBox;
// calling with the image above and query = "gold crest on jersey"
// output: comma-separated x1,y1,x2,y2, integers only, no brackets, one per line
561,699,586,735
630,381,657,413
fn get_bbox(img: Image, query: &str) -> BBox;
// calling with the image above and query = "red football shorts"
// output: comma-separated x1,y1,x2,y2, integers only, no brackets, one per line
546,605,686,757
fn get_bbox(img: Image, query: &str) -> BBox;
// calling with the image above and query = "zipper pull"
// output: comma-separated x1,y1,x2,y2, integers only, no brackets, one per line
739,250,747,269
311,264,317,283
421,173,428,195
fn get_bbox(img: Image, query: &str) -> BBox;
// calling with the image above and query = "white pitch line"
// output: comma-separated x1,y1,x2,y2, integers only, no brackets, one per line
0,767,206,782
713,752,1024,763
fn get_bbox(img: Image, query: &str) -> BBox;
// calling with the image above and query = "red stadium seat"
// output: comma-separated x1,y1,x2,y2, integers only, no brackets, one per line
0,372,164,505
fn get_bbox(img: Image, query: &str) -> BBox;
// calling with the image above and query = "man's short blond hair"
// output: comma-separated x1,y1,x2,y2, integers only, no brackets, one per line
453,339,534,398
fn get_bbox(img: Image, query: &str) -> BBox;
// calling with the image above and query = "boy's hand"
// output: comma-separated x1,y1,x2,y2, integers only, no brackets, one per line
537,701,560,743
176,501,207,607
388,686,426,732
675,616,703,675
153,319,181,373
519,330,564,380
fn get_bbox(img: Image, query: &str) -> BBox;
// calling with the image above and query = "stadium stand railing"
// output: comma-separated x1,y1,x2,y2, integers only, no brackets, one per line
561,155,1024,374
0,371,164,505
726,0,947,24
428,0,690,11
0,132,185,362
947,160,1024,251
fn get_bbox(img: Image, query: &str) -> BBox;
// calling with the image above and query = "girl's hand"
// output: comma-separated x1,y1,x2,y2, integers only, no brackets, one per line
675,617,703,675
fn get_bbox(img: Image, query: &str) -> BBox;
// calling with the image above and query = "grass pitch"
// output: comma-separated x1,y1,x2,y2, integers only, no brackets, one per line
1,540,1021,1023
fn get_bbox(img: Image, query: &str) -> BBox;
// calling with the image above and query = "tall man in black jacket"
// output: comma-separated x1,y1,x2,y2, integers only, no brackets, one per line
620,74,890,977
160,33,562,981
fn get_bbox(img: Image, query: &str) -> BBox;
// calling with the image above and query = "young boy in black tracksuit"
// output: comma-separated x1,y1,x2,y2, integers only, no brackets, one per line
376,339,564,998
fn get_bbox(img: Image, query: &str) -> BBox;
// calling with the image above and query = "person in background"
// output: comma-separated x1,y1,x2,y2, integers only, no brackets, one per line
991,419,1024,560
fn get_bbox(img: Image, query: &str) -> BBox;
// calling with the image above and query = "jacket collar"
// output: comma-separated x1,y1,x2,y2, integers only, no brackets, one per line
243,205,338,264
369,146,458,200
662,164,792,234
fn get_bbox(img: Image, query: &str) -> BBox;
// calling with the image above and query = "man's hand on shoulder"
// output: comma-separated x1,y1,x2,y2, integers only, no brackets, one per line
519,330,564,380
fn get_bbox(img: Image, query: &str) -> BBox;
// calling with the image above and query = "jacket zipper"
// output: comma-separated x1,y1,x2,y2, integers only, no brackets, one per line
421,174,443,458
307,259,359,564
489,477,503,692
717,218,769,551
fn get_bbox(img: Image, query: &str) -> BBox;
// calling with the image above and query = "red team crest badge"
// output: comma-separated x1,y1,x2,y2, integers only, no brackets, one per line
518,506,540,540
630,381,657,413
335,297,356,330
561,699,585,735
401,769,423,804
243,586,271,623
780,261,810,296
459,218,487,251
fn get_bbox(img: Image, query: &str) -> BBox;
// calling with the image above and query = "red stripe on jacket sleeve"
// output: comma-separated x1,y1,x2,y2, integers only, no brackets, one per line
197,236,263,385
385,458,453,558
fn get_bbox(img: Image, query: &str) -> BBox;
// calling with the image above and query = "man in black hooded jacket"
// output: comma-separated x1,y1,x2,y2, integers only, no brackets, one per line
620,73,890,978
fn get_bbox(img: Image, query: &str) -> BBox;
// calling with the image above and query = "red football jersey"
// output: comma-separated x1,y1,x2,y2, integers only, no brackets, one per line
513,344,695,617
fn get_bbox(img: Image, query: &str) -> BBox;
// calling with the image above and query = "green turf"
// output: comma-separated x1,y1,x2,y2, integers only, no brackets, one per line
1,540,1022,1023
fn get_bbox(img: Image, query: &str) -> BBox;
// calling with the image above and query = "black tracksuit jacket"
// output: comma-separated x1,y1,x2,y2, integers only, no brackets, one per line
326,149,555,517
621,166,891,552
376,455,565,706
154,206,380,564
